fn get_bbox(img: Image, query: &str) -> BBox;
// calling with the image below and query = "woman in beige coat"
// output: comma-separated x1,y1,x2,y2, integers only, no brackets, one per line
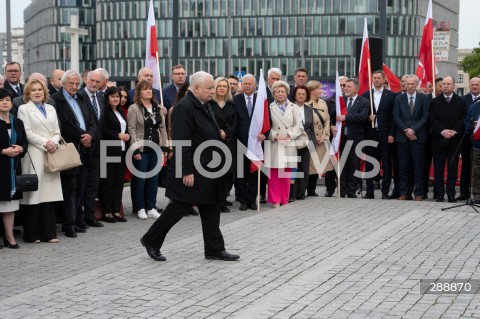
17,79,63,243
265,81,304,208
306,81,334,194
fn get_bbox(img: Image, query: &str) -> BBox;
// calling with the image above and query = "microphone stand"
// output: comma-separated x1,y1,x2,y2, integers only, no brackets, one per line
442,114,480,213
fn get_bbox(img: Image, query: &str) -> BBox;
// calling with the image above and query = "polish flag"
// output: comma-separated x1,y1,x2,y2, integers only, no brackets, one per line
145,0,160,91
382,63,402,93
329,71,347,164
474,115,480,140
358,18,371,95
247,69,270,172
416,0,435,89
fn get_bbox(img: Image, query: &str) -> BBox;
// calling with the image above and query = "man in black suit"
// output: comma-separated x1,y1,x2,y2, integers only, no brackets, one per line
3,62,24,98
362,70,397,199
48,69,64,96
77,70,106,227
129,67,161,102
162,64,187,110
288,68,308,100
335,78,370,198
52,70,97,238
430,76,467,202
266,68,282,105
233,74,259,210
458,77,480,200
227,75,240,96
393,74,430,201
141,71,239,262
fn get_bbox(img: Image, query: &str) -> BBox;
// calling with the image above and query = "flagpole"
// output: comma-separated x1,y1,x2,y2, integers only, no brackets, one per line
155,52,164,107
367,58,374,128
337,154,341,199
431,39,436,97
257,170,260,212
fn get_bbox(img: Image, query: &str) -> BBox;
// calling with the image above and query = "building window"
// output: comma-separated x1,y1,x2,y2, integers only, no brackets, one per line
457,74,464,83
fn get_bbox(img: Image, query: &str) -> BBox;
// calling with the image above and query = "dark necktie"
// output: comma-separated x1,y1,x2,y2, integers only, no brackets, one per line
347,98,353,110
247,96,253,117
15,86,21,95
91,95,99,119
409,96,414,114
446,96,451,103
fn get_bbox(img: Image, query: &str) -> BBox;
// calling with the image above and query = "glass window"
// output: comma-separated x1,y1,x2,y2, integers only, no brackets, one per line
278,38,285,56
216,39,223,56
244,0,251,15
265,17,272,35
338,17,346,35
313,16,321,34
336,37,344,55
322,16,329,34
273,17,280,36
257,18,263,35
241,18,248,36
330,16,338,34
281,17,288,35
270,38,278,56
254,38,262,55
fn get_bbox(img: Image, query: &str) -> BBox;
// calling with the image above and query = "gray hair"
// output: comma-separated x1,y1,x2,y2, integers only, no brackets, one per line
346,78,360,89
404,74,419,85
271,80,290,95
28,72,48,84
95,67,109,80
61,70,81,85
189,71,213,86
338,76,348,81
87,70,102,80
268,68,282,78
242,73,256,82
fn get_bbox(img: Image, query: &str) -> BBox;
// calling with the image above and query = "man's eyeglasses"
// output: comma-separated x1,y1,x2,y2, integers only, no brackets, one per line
7,70,20,73
340,84,346,88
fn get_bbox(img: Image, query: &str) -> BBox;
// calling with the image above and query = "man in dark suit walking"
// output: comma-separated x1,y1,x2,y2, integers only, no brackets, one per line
393,74,430,201
430,76,467,202
3,62,24,99
335,78,370,198
77,70,106,227
162,64,187,110
52,70,97,238
141,71,239,262
362,70,397,199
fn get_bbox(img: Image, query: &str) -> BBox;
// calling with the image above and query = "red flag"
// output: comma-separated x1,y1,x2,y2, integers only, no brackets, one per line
145,0,160,90
247,69,270,173
329,72,347,164
416,0,435,89
358,18,371,95
382,63,402,93
150,26,158,57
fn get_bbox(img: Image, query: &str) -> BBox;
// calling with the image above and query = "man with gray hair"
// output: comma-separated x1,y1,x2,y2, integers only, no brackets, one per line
266,68,282,104
141,71,240,262
94,67,109,93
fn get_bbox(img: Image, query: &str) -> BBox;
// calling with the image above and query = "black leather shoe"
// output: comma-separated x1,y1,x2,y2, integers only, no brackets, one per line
324,191,333,197
388,192,400,199
288,198,295,203
456,194,469,201
381,194,389,200
76,223,89,229
347,193,357,198
436,197,445,202
140,238,166,261
307,192,319,197
296,194,306,200
113,214,127,222
225,201,233,206
448,196,457,203
248,203,258,210
86,220,104,227
74,226,87,233
259,195,267,204
239,203,248,211
364,192,374,199
64,228,77,238
220,205,230,213
188,207,199,216
104,215,116,223
205,250,240,261
3,238,19,249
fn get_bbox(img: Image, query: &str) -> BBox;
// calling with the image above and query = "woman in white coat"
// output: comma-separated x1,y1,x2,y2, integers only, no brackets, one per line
264,81,304,208
17,79,63,243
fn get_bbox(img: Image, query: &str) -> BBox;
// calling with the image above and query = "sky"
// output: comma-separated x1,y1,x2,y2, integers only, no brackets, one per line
1,0,479,49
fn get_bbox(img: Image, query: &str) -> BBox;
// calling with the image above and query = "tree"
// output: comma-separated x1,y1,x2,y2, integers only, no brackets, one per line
462,46,480,79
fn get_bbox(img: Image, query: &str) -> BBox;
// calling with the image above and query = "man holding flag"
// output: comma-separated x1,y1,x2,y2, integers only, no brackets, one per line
464,98,480,204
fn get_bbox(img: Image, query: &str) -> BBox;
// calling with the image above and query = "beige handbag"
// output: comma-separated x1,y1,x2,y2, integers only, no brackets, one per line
44,137,82,172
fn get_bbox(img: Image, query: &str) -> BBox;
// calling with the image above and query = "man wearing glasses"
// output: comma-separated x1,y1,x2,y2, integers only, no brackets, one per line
4,62,24,98
162,64,187,110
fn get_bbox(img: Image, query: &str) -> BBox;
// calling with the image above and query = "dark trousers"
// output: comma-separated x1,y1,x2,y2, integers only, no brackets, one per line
307,174,319,194
235,156,258,205
83,154,100,222
22,202,57,242
143,201,225,255
433,151,459,198
324,170,337,193
340,138,360,196
60,169,87,229
459,138,472,196
294,147,311,197
397,141,425,196
99,153,126,214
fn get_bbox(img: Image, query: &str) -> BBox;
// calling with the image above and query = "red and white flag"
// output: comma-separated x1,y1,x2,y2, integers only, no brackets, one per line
382,63,402,93
358,18,371,95
246,69,270,172
416,0,435,89
329,71,347,164
145,0,160,91
474,115,480,140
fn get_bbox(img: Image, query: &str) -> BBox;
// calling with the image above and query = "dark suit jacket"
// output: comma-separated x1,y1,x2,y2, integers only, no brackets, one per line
102,106,128,157
266,87,274,105
362,88,396,141
4,81,24,99
344,95,370,142
48,83,60,96
233,92,257,148
166,91,223,205
52,89,97,174
430,93,467,153
393,92,430,144
302,105,316,142
162,83,178,110
78,89,105,140
463,93,480,107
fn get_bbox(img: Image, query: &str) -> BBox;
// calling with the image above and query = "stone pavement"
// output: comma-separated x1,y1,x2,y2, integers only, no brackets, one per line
1,186,480,318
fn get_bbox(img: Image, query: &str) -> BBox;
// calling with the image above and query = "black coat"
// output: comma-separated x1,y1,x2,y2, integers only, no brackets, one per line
430,93,467,153
52,89,97,174
362,88,397,141
166,91,223,205
0,118,28,201
102,107,128,157
233,92,257,148
211,100,237,149
393,92,430,144
4,81,24,99
344,95,370,142
302,105,316,143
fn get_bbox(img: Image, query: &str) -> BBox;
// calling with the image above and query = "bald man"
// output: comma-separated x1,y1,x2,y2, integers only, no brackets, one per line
49,69,64,95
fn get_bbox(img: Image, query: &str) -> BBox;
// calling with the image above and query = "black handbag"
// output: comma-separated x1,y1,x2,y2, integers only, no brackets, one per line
15,151,38,192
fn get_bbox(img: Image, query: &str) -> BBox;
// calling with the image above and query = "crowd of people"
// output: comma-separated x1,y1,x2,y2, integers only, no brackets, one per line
1,61,479,256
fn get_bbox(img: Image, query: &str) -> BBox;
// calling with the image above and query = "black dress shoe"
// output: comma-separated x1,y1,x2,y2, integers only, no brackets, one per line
448,196,457,203
64,228,77,238
324,191,333,197
364,192,374,199
347,193,357,198
113,214,127,222
436,197,445,202
389,192,400,199
74,226,87,233
288,198,295,203
205,250,240,261
381,194,389,200
86,220,104,227
140,238,166,261
456,194,469,201
259,195,267,204
3,238,19,249
220,205,230,213
307,192,319,197
296,194,306,200
248,203,258,210
104,215,116,223
239,203,248,211
225,200,233,206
